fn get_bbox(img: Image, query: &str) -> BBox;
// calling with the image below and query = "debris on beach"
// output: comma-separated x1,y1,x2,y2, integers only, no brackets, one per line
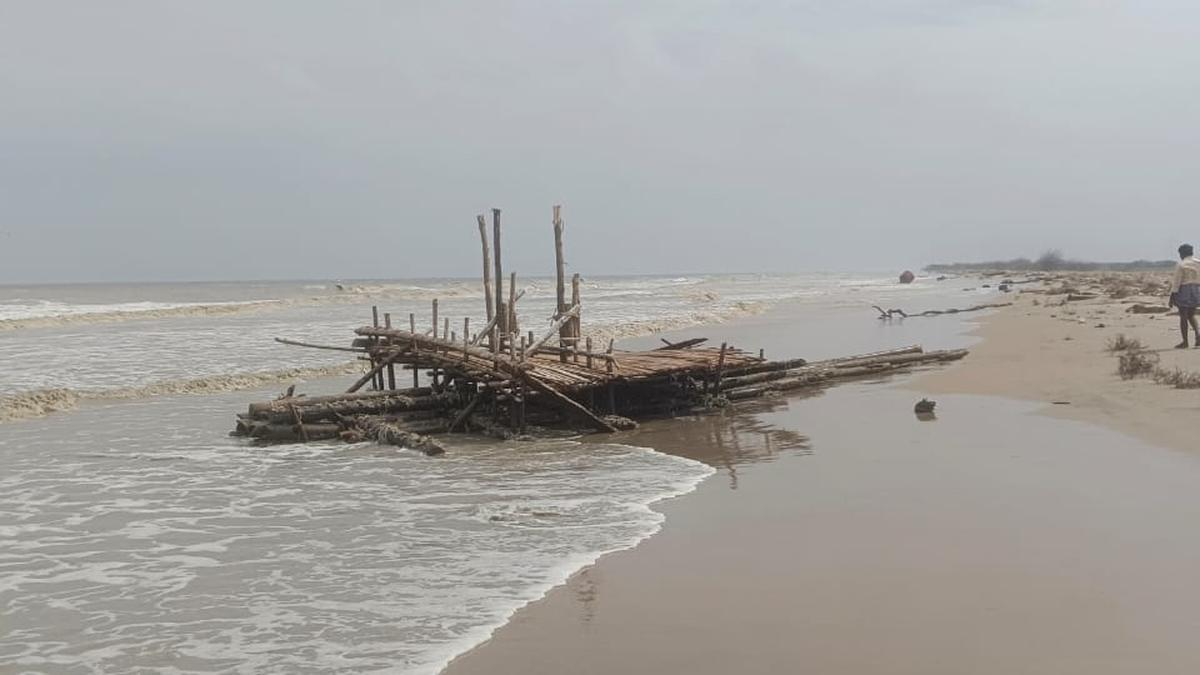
899,270,915,284
914,399,936,414
232,206,971,451
871,302,1012,320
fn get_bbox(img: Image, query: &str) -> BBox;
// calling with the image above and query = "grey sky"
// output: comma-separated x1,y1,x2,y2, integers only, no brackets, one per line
2,1,1198,282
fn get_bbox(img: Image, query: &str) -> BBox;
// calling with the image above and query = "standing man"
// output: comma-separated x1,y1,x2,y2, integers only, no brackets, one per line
1169,243,1200,348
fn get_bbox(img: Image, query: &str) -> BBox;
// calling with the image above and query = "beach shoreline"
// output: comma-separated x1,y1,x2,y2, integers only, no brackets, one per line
442,272,1200,675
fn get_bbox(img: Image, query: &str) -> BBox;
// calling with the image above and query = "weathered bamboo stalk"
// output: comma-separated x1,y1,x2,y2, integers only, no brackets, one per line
478,214,494,325
554,205,567,362
492,208,504,336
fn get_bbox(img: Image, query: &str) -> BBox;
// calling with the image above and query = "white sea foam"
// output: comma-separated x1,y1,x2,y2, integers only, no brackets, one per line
0,411,714,674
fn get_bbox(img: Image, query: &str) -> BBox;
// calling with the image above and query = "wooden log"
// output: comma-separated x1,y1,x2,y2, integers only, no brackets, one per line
350,415,446,456
586,337,594,370
478,214,494,324
252,393,455,423
249,387,432,415
246,422,343,442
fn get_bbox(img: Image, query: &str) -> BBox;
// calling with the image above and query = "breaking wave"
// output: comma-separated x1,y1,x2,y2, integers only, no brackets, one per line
0,300,287,331
0,362,363,423
587,300,769,343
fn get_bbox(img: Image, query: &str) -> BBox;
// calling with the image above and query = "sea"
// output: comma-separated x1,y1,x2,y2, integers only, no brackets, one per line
0,273,997,673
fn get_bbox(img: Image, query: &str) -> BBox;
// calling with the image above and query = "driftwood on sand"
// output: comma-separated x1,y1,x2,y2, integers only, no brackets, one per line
872,302,1012,319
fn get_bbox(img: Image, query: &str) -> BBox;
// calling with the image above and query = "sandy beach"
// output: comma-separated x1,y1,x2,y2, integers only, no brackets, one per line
444,273,1200,675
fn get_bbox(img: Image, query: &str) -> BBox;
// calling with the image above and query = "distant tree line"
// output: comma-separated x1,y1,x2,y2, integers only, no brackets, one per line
925,249,1173,273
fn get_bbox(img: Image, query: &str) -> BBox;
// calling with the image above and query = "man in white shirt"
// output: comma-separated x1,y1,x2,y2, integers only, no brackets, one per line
1169,243,1200,348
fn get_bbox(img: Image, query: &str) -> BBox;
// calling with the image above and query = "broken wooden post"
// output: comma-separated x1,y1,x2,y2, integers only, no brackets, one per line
586,336,594,370
463,317,470,361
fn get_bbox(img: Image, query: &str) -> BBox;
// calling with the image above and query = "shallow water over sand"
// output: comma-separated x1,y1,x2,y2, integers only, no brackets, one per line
0,392,711,673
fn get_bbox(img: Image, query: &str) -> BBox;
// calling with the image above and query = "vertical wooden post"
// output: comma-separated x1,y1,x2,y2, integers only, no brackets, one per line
715,342,728,392
371,305,381,391
384,312,395,390
410,313,419,388
463,318,470,361
606,339,614,374
431,299,440,389
553,205,567,362
478,215,494,326
444,317,449,347
586,336,594,370
571,273,581,342
508,271,518,338
492,208,504,339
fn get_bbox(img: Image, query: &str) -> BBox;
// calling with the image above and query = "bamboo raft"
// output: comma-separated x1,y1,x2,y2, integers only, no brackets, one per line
233,206,968,454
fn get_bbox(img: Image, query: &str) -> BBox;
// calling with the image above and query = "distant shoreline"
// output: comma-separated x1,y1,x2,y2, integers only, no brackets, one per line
925,260,1173,273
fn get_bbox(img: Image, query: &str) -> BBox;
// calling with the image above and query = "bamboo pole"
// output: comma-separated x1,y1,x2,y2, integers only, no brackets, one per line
478,215,494,325
410,313,419,388
385,313,395,390
553,205,567,362
508,271,518,339
431,299,440,389
571,273,581,341
492,208,504,337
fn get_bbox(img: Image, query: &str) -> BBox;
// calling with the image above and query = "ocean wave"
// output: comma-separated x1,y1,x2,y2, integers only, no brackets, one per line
0,300,287,331
0,362,363,424
586,300,769,343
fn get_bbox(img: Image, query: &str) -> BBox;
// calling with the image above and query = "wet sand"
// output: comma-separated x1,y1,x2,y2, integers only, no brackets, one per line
443,292,1200,674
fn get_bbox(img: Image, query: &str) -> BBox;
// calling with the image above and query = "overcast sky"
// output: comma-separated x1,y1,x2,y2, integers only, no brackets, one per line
2,1,1198,282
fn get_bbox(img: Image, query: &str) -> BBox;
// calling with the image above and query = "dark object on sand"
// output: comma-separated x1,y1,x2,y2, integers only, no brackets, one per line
899,270,915,284
914,399,936,414
1126,304,1171,314
998,283,1011,292
936,276,947,281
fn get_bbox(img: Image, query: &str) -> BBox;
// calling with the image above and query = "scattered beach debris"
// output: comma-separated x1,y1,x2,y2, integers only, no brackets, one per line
899,270,915,284
914,399,936,414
